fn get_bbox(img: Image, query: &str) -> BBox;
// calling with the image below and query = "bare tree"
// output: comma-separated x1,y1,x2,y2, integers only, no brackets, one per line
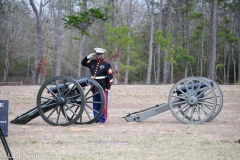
162,0,172,84
227,43,230,83
111,0,115,27
83,0,90,77
146,0,154,84
231,47,236,84
223,38,227,84
2,2,12,82
238,2,240,83
78,36,84,77
170,0,182,83
208,0,217,80
0,0,6,10
124,0,133,84
184,0,190,78
29,0,48,84
98,0,111,47
200,0,206,77
54,0,63,76
155,0,163,84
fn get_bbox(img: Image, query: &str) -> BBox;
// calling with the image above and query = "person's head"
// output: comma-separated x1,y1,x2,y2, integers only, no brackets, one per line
94,48,106,60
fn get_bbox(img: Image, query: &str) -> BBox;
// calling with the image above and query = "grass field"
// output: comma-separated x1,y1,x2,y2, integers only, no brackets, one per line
0,84,240,160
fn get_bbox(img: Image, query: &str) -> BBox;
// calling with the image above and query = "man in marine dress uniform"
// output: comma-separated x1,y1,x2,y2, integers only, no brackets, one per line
81,48,113,123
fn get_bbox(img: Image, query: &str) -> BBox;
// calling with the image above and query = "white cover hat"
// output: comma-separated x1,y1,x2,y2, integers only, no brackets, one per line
94,48,106,54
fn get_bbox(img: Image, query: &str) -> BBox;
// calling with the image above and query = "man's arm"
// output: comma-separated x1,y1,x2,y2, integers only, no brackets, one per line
105,63,113,90
81,53,96,67
81,56,89,67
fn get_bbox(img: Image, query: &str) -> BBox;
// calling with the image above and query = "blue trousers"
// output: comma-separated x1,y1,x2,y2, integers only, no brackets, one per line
93,90,108,123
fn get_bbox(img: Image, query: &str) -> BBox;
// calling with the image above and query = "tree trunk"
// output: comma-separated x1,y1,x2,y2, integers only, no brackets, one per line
223,39,227,84
3,2,13,82
67,0,74,77
208,0,217,80
170,0,181,83
3,34,9,82
117,48,121,83
84,34,90,77
113,48,118,85
3,20,11,82
232,47,236,84
111,0,115,27
55,0,63,76
99,0,110,47
200,32,204,77
124,37,130,84
200,1,205,77
110,0,118,85
184,0,190,78
78,35,83,77
155,0,163,85
238,3,240,83
27,56,30,81
162,0,172,84
124,0,133,85
227,44,230,84
99,22,104,47
146,0,154,84
200,0,207,77
82,1,90,77
29,0,44,85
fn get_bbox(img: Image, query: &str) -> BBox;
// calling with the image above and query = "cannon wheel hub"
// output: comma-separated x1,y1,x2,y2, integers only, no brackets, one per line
57,97,66,106
188,96,197,105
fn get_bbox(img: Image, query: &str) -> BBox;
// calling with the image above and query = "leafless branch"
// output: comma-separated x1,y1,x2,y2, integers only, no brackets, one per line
0,0,6,10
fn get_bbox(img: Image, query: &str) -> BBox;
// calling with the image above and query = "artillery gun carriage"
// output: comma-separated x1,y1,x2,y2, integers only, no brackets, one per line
11,76,105,126
123,77,223,124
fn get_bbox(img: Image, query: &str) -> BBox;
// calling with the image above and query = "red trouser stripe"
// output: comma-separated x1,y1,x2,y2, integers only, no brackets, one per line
103,90,108,123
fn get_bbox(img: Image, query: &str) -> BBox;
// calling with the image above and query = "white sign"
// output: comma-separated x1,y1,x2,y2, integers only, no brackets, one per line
0,102,4,107
0,100,8,136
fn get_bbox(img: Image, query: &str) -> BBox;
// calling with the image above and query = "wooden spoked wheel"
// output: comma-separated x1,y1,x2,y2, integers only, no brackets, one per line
63,77,105,124
168,77,217,124
37,76,85,126
199,77,223,122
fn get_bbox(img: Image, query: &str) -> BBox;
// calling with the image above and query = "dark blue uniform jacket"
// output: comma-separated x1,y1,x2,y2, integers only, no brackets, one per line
81,56,113,90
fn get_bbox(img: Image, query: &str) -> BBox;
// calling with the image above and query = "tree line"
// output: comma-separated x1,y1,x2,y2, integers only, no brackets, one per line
0,0,239,85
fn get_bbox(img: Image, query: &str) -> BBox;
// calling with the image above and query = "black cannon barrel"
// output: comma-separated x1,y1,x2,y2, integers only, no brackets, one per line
175,80,213,95
10,107,39,124
49,78,89,93
10,100,55,124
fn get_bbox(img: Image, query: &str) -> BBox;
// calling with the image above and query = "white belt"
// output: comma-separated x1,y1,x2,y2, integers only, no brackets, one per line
91,76,107,79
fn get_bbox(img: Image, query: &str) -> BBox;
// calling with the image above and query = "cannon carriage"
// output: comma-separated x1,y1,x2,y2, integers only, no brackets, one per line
11,76,223,126
11,76,105,126
123,77,223,124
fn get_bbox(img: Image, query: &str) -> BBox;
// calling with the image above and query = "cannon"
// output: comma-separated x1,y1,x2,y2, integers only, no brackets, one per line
123,77,223,124
11,76,105,126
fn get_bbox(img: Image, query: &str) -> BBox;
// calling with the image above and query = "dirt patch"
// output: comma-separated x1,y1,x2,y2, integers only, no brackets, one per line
0,84,240,160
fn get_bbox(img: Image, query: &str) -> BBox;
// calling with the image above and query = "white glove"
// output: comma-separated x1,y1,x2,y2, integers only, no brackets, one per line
68,83,76,90
87,53,96,59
